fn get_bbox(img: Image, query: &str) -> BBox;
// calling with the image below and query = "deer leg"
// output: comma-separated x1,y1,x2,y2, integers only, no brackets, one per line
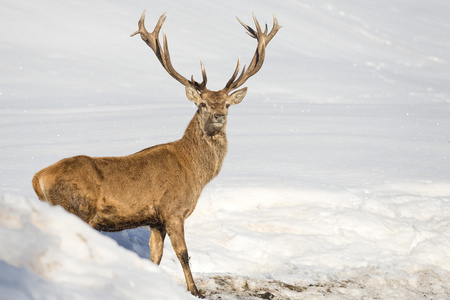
149,226,166,265
166,219,203,298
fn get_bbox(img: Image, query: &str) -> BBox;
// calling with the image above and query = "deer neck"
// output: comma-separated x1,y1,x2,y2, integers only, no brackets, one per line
178,112,228,185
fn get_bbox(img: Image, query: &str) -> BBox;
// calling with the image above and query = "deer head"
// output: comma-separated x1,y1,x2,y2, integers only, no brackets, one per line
131,11,281,137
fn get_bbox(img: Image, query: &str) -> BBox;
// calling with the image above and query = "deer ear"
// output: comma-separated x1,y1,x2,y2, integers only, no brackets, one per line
185,85,203,105
229,87,247,105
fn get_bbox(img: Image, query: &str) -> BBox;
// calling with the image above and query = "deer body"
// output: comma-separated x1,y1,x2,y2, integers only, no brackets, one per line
33,11,280,297
33,112,226,232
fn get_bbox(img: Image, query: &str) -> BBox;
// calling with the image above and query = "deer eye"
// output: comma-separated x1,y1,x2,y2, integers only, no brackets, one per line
225,104,230,109
199,102,207,108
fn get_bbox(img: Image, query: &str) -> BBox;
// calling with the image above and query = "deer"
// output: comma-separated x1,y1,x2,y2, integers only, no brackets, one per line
32,10,281,297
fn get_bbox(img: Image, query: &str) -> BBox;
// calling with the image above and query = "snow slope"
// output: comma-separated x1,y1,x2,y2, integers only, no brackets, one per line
1,0,450,299
0,194,190,300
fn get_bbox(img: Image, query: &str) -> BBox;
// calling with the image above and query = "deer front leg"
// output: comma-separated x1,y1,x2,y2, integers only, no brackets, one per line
149,226,166,265
166,219,203,298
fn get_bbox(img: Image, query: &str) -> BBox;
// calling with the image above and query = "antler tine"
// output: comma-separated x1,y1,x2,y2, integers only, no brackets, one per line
223,13,281,92
161,29,191,86
236,17,257,39
224,57,241,88
234,64,247,85
190,59,208,91
252,12,263,38
130,10,166,46
130,10,148,37
267,14,282,45
199,58,208,90
131,11,207,91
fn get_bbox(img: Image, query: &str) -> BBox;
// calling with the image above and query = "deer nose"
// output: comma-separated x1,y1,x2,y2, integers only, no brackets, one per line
214,113,226,123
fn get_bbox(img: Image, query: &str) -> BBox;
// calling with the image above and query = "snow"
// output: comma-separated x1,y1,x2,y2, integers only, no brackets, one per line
0,194,188,300
1,0,450,299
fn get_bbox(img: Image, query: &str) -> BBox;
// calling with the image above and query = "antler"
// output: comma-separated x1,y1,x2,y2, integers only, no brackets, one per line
131,10,207,91
223,13,282,93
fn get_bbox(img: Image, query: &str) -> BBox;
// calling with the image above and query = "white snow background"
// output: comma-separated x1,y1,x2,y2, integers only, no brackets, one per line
1,0,450,299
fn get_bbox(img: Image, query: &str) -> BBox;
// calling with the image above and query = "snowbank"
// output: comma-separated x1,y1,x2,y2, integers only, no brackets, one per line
0,194,192,300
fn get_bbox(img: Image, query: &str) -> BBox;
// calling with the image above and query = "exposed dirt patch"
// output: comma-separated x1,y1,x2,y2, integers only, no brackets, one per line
197,275,359,299
195,268,450,299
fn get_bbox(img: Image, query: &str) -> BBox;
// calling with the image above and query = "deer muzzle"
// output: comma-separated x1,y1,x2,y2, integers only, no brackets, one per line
214,113,226,124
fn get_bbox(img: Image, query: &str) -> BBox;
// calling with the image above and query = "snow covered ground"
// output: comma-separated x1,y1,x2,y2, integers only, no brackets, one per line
1,0,450,299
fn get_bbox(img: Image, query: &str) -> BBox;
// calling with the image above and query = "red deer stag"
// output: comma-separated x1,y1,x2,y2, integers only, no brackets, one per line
32,10,281,297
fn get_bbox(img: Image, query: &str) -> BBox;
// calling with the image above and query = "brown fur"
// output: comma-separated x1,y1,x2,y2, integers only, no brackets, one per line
33,11,280,298
32,91,239,297
33,111,227,230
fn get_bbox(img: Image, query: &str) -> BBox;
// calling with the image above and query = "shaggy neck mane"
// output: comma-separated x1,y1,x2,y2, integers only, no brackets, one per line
176,112,228,185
